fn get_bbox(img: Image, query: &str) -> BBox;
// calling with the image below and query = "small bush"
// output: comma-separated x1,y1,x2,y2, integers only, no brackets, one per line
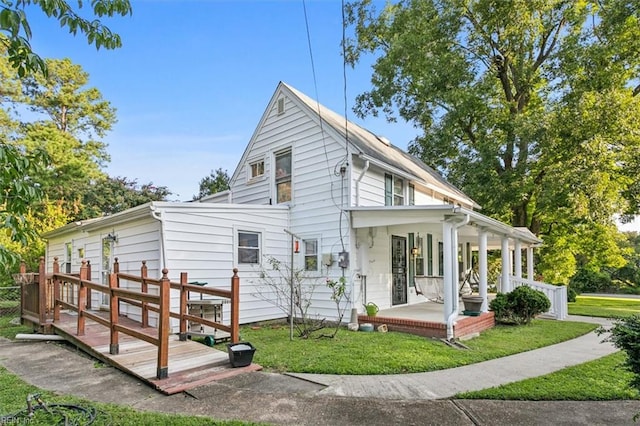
569,268,613,293
567,286,578,303
599,315,640,393
489,285,551,325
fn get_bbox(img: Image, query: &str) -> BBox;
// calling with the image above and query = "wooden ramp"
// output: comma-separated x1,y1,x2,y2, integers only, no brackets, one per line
51,312,261,395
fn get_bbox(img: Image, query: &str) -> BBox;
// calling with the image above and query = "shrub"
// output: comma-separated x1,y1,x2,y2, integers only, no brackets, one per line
567,286,578,303
569,268,613,293
598,315,640,397
489,285,551,325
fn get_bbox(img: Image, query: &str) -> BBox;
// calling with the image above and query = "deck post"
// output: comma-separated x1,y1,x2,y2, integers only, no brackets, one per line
113,258,121,316
178,272,188,341
109,272,120,355
77,260,88,336
141,261,148,328
157,269,170,380
230,268,240,343
38,257,47,329
86,260,92,310
19,262,26,322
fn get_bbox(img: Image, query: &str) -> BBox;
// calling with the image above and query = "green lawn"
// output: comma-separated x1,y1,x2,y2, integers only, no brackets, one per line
456,351,640,400
569,295,640,318
242,319,596,374
0,365,261,425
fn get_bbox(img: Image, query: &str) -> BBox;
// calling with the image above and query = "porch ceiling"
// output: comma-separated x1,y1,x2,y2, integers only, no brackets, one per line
349,205,542,246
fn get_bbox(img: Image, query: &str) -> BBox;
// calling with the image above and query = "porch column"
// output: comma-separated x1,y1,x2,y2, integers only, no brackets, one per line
442,221,455,323
527,246,535,280
478,229,488,312
501,237,510,293
514,240,522,279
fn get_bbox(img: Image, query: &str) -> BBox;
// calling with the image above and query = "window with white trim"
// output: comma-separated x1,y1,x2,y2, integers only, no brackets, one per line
275,150,292,203
238,231,261,264
249,159,264,180
304,239,318,271
385,173,405,206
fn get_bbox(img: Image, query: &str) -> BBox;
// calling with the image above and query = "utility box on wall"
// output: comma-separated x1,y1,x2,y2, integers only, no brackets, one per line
338,251,349,268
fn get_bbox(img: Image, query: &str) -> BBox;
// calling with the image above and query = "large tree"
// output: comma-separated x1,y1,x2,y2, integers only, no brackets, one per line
18,57,115,217
345,0,640,281
0,0,131,276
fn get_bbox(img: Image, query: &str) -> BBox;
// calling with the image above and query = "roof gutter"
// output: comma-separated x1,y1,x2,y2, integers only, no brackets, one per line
355,160,370,207
150,204,168,270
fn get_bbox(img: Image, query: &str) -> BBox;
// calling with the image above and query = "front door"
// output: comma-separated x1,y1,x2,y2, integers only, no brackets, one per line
391,235,407,305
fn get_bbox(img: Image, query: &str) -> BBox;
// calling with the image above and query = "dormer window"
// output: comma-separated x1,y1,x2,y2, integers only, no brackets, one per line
275,150,292,203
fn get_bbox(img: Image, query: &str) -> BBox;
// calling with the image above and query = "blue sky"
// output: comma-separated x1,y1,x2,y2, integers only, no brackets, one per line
27,1,420,201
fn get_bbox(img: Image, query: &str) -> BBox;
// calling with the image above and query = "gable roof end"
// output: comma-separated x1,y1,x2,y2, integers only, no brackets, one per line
280,83,479,209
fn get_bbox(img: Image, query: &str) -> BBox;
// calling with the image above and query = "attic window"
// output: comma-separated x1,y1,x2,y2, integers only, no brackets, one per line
249,159,264,179
277,98,285,115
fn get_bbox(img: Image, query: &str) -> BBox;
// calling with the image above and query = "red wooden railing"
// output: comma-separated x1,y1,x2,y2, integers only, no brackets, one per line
22,257,240,380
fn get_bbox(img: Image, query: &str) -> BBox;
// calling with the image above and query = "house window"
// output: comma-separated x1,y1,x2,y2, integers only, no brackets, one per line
409,184,415,206
438,241,444,276
304,239,318,271
277,97,285,115
384,173,405,206
238,231,260,264
65,242,72,273
249,160,264,179
275,150,292,203
415,236,424,276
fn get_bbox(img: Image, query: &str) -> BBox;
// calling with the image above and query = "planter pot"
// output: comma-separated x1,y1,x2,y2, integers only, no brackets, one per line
461,295,484,316
227,342,256,367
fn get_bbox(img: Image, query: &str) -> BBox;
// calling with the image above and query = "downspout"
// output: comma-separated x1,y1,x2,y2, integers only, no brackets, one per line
446,213,470,340
150,204,168,270
355,159,369,207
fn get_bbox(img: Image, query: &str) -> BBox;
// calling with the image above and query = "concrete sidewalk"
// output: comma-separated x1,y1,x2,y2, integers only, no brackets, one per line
289,315,618,400
1,316,639,425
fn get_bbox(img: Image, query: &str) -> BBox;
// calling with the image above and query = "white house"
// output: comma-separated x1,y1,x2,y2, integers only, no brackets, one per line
43,82,566,339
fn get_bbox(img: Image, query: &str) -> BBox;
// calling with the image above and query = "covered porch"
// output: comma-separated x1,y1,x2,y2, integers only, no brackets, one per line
350,205,567,340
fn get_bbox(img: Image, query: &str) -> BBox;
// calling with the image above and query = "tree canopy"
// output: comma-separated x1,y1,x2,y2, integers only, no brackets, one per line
193,168,230,200
346,0,640,282
0,0,132,76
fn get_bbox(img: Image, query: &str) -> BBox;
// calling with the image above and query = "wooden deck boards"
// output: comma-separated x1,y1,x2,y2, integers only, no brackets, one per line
51,311,261,395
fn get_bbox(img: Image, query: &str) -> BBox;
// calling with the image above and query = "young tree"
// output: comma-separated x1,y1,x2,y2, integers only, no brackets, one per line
345,0,640,282
193,168,230,200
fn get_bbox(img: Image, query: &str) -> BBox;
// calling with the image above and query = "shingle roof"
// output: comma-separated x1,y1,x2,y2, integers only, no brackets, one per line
282,82,478,208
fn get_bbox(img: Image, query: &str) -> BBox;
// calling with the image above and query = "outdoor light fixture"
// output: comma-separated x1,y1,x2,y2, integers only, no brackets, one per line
105,233,118,243
411,247,419,257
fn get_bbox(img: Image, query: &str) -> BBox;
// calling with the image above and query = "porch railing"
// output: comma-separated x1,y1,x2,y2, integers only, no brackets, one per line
23,257,240,380
509,276,568,320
